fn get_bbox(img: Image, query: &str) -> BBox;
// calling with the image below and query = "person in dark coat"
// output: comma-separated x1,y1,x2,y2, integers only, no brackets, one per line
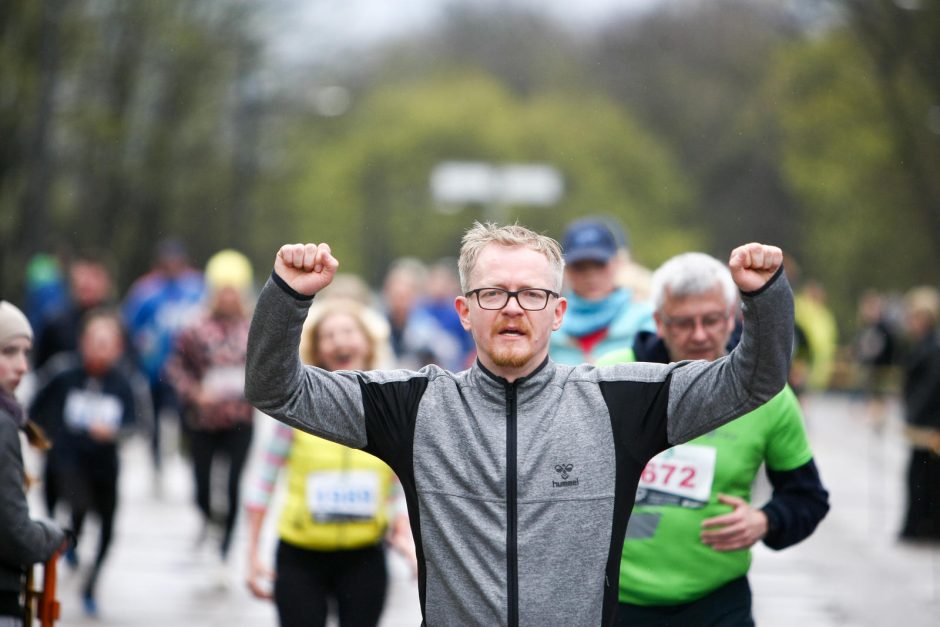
30,309,137,616
899,287,940,542
0,301,67,626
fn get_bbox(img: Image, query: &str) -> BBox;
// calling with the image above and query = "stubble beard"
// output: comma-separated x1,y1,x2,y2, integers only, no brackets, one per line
489,329,537,369
490,345,534,369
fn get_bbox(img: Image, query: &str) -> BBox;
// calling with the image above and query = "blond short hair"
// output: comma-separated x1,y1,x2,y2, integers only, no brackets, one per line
458,222,565,293
905,286,940,326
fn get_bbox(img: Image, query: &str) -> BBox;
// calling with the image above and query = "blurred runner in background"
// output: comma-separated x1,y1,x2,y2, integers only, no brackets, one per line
29,309,137,617
22,253,68,345
123,238,204,488
165,250,254,585
853,289,899,430
898,286,940,543
34,250,116,371
550,217,654,365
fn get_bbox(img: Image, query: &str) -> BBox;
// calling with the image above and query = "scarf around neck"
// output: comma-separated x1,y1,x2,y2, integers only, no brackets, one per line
0,388,26,428
562,288,630,337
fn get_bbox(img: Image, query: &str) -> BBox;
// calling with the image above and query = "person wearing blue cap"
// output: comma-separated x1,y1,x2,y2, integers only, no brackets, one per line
549,217,655,365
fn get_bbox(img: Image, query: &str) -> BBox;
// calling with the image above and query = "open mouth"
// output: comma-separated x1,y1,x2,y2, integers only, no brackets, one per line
330,352,358,368
498,327,527,337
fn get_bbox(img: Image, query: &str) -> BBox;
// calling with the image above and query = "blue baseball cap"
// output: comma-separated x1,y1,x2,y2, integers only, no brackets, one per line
562,219,618,264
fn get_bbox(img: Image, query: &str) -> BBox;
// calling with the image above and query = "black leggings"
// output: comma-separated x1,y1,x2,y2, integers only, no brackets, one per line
189,423,253,558
60,453,118,598
274,540,388,627
617,576,755,627
901,448,940,540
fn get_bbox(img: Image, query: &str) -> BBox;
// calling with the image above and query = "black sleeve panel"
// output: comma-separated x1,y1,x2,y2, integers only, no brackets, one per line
598,377,672,626
357,374,430,617
761,458,830,550
599,377,672,465
357,375,428,474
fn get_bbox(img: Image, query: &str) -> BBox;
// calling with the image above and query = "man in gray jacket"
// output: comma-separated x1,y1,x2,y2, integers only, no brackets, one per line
245,222,792,627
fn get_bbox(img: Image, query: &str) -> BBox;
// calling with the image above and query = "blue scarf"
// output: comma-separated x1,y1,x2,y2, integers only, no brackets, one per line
562,288,630,337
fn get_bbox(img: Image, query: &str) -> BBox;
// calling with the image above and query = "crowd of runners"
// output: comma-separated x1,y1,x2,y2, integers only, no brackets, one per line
2,217,938,626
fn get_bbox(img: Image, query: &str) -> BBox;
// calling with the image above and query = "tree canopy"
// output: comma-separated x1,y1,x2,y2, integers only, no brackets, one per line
2,0,938,336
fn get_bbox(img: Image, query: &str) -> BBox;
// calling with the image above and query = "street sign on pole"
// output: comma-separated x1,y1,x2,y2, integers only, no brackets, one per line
430,161,564,219
495,164,564,207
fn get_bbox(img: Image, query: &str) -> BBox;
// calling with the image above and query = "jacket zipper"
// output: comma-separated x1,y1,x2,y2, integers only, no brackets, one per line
506,381,519,627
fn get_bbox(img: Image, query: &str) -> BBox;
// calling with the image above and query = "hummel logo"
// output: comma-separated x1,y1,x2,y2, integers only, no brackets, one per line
552,463,579,488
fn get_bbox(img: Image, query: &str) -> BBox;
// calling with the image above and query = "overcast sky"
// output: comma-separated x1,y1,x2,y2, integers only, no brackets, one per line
265,0,665,63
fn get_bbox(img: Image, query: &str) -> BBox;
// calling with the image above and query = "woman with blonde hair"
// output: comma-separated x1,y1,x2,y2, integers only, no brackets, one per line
245,298,413,627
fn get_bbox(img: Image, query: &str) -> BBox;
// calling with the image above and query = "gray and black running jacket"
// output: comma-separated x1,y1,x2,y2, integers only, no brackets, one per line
245,268,793,627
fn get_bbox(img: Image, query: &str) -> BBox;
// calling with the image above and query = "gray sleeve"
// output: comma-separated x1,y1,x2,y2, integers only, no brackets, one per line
0,419,65,567
245,277,371,448
666,269,794,444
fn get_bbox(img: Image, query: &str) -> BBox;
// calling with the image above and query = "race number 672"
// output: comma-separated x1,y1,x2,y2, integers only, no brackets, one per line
641,462,697,488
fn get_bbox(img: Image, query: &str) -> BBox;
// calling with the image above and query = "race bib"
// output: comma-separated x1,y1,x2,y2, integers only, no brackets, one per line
306,471,381,522
635,444,716,509
202,365,245,400
156,301,202,334
64,389,123,433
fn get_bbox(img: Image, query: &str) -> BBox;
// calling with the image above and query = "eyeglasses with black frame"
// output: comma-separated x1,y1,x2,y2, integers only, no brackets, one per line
464,287,560,311
660,310,732,334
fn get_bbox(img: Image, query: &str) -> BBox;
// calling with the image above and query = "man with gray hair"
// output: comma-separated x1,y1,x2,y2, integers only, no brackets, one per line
245,222,794,626
598,252,828,626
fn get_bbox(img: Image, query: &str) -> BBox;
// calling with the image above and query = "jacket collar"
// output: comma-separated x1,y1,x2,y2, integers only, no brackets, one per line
471,356,553,401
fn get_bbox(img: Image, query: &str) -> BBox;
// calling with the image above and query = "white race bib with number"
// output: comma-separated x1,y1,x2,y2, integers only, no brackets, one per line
635,444,716,509
306,471,381,522
202,365,245,400
64,389,123,433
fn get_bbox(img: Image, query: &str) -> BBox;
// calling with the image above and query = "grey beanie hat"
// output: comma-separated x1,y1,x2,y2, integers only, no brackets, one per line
0,300,33,346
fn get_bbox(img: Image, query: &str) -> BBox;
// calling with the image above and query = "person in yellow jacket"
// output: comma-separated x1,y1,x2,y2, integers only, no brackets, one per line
792,280,838,393
244,298,414,627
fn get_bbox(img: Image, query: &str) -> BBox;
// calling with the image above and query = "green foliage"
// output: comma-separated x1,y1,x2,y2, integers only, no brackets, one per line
262,72,698,284
0,0,261,294
765,31,936,324
3,0,938,347
587,0,804,257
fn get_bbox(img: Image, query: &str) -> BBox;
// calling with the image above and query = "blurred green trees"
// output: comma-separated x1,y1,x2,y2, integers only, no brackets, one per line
1,0,262,288
1,0,938,336
265,73,697,285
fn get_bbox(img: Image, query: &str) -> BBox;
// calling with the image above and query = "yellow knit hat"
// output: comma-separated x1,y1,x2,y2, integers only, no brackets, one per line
205,249,254,293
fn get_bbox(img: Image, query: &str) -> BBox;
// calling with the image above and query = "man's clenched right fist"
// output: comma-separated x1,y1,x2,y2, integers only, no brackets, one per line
274,243,339,297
